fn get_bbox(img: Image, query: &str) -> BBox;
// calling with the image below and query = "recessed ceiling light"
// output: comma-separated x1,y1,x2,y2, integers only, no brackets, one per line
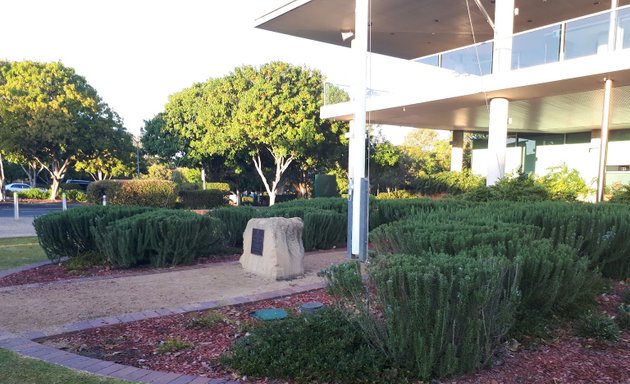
434,19,439,23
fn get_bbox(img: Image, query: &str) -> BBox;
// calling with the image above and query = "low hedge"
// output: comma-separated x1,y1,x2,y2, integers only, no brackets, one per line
33,206,151,262
95,210,224,268
87,179,177,208
178,189,228,209
323,253,518,380
209,206,257,247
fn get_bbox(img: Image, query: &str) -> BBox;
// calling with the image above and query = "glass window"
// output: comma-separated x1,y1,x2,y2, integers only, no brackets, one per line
610,129,630,141
565,132,591,144
442,42,493,76
617,7,630,50
512,25,561,69
415,55,439,67
565,13,610,60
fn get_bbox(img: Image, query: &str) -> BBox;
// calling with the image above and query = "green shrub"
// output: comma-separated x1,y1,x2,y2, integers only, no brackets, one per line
462,173,549,202
273,197,347,214
303,210,346,251
172,167,201,184
178,189,228,209
209,206,257,247
17,188,49,200
574,311,620,341
206,182,231,191
617,303,630,330
609,184,630,203
414,171,485,195
323,254,518,380
222,309,393,383
375,190,418,200
33,206,150,262
156,337,192,354
87,179,177,208
539,164,590,201
95,209,224,268
186,311,227,329
63,189,87,202
621,288,630,305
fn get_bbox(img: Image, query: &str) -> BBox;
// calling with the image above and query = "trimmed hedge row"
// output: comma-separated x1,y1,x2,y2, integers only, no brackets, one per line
34,206,224,268
87,179,178,208
94,210,223,268
178,190,228,209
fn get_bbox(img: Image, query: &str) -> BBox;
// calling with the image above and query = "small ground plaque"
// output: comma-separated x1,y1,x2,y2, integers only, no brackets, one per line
251,228,264,256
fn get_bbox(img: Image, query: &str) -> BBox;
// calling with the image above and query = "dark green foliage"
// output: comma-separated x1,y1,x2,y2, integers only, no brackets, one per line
33,206,150,262
209,206,257,247
369,198,472,229
313,174,339,197
374,190,418,200
609,184,630,203
617,303,630,330
303,210,346,250
414,171,485,195
87,179,177,208
95,210,223,268
462,173,549,202
222,309,394,383
178,189,228,209
621,288,630,305
574,311,620,341
324,254,518,380
272,197,347,214
16,188,49,200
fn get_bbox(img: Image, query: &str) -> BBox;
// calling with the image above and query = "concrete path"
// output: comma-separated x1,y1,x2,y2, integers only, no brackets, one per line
0,250,349,383
0,216,36,237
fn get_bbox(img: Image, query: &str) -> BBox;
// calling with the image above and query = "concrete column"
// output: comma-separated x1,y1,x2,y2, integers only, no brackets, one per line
487,98,509,185
349,0,369,260
609,0,619,51
597,79,613,202
492,0,515,74
486,0,514,186
450,130,464,172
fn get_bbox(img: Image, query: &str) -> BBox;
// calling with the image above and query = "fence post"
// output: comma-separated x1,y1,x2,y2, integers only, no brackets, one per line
102,195,107,206
13,192,19,220
62,193,67,211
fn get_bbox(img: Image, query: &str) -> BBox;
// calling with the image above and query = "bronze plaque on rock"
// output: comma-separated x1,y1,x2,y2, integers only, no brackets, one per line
251,228,264,256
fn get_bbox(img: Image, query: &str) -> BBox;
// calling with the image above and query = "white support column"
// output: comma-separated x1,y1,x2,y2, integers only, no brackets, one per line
348,0,369,259
487,98,509,185
609,0,619,51
597,78,613,203
450,130,464,172
486,0,514,186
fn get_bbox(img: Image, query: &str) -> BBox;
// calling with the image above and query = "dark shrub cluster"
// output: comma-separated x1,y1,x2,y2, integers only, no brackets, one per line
87,179,178,208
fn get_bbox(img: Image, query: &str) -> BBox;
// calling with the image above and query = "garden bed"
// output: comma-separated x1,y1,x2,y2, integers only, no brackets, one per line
0,254,241,288
37,284,629,383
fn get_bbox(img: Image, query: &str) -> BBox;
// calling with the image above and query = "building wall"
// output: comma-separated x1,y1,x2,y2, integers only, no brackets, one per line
471,130,630,187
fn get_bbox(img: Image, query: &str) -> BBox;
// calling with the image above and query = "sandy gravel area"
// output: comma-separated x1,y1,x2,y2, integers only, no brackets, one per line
0,250,347,335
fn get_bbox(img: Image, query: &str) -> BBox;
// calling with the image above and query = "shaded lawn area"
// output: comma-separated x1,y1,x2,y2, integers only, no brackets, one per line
0,237,47,271
0,348,134,384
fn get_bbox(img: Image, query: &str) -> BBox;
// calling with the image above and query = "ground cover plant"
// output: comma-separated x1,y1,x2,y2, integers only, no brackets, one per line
0,348,133,384
0,236,47,271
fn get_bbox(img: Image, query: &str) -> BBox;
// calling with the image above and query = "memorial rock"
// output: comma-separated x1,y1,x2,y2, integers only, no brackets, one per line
239,217,304,280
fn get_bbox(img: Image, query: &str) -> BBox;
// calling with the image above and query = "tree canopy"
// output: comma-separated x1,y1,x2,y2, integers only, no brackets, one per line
0,61,126,199
161,62,348,204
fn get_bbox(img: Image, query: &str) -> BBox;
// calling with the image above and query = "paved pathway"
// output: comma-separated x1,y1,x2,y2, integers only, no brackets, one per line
0,250,348,383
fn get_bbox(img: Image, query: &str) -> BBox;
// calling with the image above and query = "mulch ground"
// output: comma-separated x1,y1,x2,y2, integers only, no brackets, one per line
0,255,241,288
36,283,630,383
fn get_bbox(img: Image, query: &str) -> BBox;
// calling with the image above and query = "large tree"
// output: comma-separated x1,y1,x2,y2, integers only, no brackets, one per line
162,62,347,205
74,126,135,180
0,61,123,199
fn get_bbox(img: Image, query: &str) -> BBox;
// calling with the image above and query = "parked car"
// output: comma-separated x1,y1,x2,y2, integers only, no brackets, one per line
65,179,92,191
5,183,33,193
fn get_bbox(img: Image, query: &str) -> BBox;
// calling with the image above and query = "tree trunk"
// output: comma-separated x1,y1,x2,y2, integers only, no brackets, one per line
251,147,294,206
45,159,70,201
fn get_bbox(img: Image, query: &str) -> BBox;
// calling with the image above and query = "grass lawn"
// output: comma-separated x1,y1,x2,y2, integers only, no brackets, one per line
0,348,135,384
0,237,47,271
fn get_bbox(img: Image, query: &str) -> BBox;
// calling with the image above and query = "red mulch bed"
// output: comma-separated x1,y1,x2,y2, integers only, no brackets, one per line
37,283,630,383
0,255,241,288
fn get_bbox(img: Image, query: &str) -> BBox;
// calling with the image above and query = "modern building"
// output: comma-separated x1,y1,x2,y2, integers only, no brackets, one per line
256,0,630,256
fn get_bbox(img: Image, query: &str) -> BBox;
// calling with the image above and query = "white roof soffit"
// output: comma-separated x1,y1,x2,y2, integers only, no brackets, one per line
255,0,613,60
321,50,630,133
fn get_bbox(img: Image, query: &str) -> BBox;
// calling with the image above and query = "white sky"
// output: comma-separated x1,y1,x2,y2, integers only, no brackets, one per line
0,0,421,144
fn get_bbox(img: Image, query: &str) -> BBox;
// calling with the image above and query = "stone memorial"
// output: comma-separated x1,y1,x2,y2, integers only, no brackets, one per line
240,217,304,280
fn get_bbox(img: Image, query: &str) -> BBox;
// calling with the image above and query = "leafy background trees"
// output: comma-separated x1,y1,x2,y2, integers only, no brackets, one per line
0,61,133,200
